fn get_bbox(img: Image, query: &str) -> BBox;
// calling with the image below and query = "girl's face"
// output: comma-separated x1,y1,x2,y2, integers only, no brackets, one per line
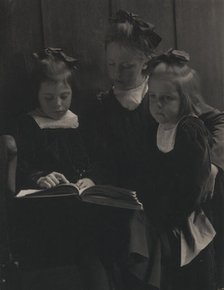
106,42,148,90
149,78,181,126
38,80,72,120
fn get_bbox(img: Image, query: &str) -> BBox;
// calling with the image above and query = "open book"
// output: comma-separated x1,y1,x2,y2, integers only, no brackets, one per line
16,184,143,210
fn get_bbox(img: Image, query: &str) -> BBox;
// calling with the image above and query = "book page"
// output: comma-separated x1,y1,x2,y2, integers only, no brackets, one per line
17,189,42,197
16,183,80,198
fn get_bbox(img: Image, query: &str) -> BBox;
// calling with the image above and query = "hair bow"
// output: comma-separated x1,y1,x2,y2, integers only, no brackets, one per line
110,10,161,49
33,47,79,70
155,48,190,64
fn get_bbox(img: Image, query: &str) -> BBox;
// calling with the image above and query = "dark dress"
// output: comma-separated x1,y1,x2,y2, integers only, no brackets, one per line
13,114,104,268
86,89,157,195
13,112,147,290
84,89,224,290
143,116,215,290
15,114,92,189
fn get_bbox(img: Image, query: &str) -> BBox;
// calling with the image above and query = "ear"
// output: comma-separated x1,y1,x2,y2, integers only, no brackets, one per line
142,61,148,70
142,58,150,72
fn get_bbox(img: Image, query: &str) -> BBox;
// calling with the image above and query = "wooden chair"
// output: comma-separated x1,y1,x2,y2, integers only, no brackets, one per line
0,135,20,290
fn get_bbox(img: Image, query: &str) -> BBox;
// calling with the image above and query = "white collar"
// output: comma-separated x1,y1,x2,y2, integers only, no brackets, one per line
157,123,178,153
156,114,198,153
113,76,149,111
28,109,79,129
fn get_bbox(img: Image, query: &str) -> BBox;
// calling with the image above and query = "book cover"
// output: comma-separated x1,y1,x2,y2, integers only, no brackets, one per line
16,184,143,210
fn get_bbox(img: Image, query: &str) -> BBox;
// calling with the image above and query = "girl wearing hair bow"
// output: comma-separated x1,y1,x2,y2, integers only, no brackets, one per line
89,10,224,290
144,49,220,290
16,47,95,190
14,48,111,290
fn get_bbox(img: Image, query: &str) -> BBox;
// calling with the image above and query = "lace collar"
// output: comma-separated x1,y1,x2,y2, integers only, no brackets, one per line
28,109,79,129
113,76,149,111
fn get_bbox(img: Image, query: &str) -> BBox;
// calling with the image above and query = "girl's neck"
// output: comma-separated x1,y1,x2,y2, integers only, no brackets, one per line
114,76,148,92
159,122,178,130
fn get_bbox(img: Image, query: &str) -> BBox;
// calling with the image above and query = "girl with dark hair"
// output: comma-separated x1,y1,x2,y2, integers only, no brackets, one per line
89,10,224,290
16,47,95,190
14,48,111,290
145,49,219,290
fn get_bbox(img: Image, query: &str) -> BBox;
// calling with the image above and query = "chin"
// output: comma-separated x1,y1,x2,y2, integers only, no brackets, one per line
51,113,66,120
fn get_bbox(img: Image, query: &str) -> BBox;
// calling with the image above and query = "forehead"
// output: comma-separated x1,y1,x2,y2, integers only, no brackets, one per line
149,77,178,93
39,80,71,92
106,42,145,62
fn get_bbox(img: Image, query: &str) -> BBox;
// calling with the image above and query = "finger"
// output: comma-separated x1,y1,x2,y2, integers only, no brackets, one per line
45,176,57,187
76,179,84,186
48,173,60,185
39,181,52,189
78,183,88,190
53,172,70,184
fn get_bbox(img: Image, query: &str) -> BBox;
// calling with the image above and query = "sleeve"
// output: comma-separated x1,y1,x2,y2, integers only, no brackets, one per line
14,115,47,189
78,91,117,185
200,109,224,171
158,118,211,229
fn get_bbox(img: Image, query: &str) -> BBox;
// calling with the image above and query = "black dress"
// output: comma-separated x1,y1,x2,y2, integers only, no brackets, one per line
13,113,103,267
85,89,224,290
13,112,147,284
144,116,216,290
15,114,92,189
87,89,157,196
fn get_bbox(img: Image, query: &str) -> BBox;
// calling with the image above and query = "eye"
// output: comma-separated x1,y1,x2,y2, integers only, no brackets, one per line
163,95,176,102
61,94,69,100
44,95,54,101
149,93,156,100
121,63,134,69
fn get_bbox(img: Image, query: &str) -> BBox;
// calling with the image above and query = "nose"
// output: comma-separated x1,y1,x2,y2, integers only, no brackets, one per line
54,97,62,109
157,100,162,108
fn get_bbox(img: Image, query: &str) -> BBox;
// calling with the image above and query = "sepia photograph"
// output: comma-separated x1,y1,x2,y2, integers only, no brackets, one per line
0,0,224,289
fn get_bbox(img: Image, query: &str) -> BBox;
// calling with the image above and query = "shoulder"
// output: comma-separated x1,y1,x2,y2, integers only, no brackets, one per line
200,107,224,127
179,115,206,130
17,113,39,129
177,115,210,145
16,113,40,138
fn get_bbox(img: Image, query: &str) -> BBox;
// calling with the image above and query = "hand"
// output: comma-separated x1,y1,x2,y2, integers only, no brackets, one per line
204,164,218,200
76,178,95,191
37,172,70,189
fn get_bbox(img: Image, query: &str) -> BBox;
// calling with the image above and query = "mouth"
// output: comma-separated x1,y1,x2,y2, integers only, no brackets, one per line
156,112,164,117
55,110,65,114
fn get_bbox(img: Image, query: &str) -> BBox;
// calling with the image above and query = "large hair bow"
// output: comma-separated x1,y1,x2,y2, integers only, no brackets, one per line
33,47,79,69
155,48,190,64
110,10,162,49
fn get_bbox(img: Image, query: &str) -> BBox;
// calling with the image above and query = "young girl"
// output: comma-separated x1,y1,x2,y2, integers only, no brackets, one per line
89,12,224,288
16,47,95,191
14,47,111,290
145,49,221,290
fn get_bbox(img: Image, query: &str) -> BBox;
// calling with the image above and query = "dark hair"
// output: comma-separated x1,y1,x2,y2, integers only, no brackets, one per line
30,48,78,108
105,10,161,58
33,47,78,86
149,49,205,118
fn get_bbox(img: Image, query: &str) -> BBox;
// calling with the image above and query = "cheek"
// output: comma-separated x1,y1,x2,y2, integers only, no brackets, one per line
64,97,72,108
123,70,137,82
38,98,46,110
149,100,157,114
167,103,180,117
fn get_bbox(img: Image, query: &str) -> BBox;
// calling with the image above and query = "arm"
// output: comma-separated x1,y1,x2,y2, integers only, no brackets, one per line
157,117,211,228
200,109,224,171
14,116,68,189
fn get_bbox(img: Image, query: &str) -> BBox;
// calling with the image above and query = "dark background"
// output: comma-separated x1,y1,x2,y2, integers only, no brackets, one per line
0,0,224,129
